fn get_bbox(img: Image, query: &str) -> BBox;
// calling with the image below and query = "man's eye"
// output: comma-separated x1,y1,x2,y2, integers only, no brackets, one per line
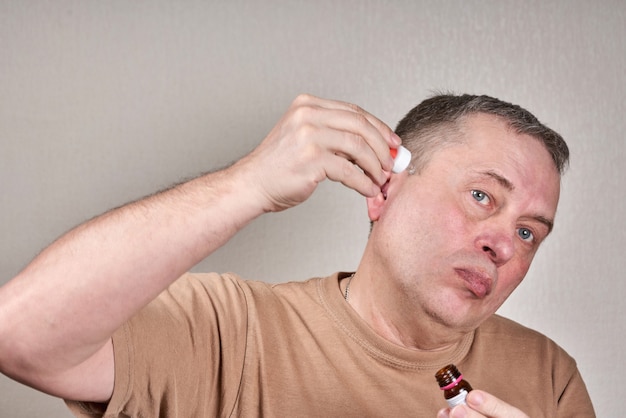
471,190,490,205
518,227,534,242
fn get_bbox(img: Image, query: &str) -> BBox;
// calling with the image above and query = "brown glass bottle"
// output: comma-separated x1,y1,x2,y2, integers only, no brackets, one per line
435,364,473,408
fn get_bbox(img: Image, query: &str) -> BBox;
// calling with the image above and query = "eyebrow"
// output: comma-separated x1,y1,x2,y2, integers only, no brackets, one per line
480,170,514,191
478,170,554,233
533,215,554,234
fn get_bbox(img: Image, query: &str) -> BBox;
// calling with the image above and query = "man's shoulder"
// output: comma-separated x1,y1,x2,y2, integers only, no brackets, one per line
477,314,575,363
480,314,546,337
177,272,333,310
479,314,557,342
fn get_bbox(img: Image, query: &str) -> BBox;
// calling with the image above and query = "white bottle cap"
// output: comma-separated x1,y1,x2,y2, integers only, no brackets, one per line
392,145,412,173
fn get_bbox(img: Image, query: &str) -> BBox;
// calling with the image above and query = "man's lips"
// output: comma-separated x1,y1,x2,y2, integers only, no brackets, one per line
455,268,493,298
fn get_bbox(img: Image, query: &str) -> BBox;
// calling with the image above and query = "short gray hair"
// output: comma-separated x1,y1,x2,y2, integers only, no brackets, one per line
395,94,569,175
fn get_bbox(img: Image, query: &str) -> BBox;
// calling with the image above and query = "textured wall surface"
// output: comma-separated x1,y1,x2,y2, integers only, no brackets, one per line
1,1,624,416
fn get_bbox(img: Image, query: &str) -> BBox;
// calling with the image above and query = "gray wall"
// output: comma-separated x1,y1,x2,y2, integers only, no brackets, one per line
1,1,624,416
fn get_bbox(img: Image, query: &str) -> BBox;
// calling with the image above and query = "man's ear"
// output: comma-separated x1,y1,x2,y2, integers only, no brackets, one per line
366,181,389,222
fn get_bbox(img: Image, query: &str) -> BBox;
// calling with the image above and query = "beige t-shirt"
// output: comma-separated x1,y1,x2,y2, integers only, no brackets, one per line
67,272,595,417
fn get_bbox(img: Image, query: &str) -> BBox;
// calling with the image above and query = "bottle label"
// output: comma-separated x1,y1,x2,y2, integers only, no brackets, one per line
446,390,469,408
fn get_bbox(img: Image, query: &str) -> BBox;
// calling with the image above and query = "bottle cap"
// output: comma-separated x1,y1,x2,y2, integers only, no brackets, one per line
391,145,411,173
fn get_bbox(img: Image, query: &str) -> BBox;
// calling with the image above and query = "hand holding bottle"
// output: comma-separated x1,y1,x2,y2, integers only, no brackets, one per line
436,390,529,418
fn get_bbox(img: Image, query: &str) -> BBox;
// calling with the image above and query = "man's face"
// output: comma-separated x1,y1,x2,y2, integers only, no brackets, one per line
371,113,561,333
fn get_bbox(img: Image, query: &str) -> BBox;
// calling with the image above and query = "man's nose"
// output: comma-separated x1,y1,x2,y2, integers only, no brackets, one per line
474,221,515,266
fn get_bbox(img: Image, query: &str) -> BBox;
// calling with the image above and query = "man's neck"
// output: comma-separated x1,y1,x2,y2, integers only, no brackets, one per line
342,272,471,352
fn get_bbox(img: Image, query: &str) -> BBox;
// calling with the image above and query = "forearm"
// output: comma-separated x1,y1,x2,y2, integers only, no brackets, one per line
0,162,264,383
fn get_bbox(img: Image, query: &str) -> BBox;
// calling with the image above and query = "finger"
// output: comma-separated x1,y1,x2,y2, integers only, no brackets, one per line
309,94,403,152
304,94,402,143
287,105,394,184
290,94,402,170
324,155,381,198
437,408,451,418
329,129,390,187
464,390,529,418
291,94,400,143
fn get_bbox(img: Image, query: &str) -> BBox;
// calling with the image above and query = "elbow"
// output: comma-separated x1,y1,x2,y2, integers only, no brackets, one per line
0,309,58,393
0,325,40,387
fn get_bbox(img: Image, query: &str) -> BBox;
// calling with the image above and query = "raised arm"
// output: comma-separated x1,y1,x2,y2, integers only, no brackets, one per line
0,94,401,403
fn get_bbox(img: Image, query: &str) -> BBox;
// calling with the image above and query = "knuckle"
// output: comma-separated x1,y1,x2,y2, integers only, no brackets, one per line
340,158,357,178
290,103,318,127
292,93,314,107
294,120,316,139
294,126,322,157
352,111,370,129
345,101,363,114
351,112,377,141
346,132,366,155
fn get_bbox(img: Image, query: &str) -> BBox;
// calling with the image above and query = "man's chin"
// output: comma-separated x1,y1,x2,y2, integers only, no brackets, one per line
427,298,491,332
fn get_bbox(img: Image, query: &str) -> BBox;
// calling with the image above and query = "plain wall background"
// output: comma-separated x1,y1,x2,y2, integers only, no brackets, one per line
1,1,624,416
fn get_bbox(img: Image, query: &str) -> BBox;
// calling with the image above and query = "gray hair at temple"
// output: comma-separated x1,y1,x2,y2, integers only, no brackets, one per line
395,93,570,175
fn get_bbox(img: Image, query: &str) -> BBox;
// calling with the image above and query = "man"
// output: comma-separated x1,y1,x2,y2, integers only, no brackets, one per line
0,94,594,417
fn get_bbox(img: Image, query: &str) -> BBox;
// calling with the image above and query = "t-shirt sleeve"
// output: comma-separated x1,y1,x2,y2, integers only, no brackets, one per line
65,272,249,418
556,366,596,417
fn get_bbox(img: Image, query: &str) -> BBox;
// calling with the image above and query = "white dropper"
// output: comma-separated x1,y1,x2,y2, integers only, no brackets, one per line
390,145,412,173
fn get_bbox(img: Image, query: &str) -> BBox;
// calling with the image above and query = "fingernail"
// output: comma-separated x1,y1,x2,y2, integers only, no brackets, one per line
392,133,402,145
467,390,483,407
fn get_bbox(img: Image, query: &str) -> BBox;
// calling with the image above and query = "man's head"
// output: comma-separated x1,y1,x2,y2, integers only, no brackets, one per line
394,93,569,176
360,95,566,346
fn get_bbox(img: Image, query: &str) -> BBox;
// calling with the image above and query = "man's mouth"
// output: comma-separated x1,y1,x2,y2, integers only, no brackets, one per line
455,268,493,299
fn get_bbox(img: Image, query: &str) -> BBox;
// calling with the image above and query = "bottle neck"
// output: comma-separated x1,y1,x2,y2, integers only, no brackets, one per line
439,373,464,391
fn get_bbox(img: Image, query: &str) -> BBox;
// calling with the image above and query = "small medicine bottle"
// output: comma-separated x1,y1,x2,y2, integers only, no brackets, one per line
435,364,473,408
